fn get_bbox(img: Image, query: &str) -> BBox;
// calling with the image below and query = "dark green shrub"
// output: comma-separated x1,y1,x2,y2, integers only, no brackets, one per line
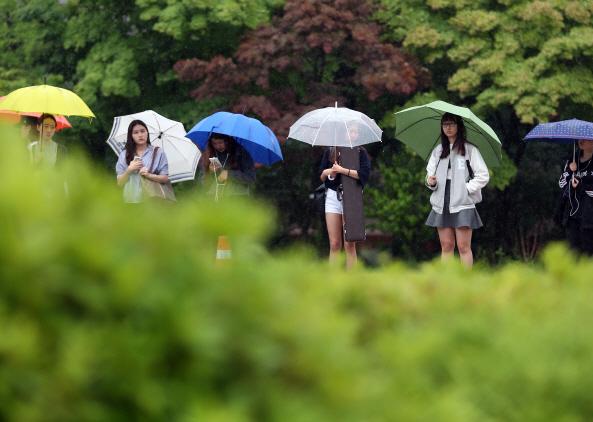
1,133,593,422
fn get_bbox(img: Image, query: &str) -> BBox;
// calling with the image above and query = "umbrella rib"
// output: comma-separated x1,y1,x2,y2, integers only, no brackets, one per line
311,108,336,147
355,115,382,143
395,116,441,138
160,136,194,165
461,120,502,164
294,109,323,130
343,120,353,148
108,117,120,142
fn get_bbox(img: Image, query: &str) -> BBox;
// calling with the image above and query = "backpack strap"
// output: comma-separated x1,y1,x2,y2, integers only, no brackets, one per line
464,144,475,180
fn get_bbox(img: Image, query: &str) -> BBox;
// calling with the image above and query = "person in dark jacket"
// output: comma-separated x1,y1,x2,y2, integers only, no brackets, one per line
558,138,593,255
199,133,255,199
318,123,371,270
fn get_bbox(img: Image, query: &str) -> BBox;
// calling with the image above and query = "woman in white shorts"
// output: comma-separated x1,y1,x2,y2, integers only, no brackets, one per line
318,123,371,270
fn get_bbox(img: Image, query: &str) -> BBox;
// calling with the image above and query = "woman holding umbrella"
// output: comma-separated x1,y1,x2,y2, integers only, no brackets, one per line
558,138,593,255
116,120,169,203
199,133,255,198
318,123,371,270
425,113,489,268
29,114,67,168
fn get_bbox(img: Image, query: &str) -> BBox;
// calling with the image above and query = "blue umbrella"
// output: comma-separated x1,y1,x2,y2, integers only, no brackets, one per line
186,112,283,165
524,119,593,143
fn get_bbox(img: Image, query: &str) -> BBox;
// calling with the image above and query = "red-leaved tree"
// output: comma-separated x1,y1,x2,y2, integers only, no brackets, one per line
173,0,430,142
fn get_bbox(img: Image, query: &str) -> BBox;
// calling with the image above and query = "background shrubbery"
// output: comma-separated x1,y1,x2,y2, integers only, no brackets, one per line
2,132,593,422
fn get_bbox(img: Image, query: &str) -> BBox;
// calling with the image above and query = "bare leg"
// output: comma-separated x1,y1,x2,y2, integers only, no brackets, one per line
437,227,455,261
343,215,357,271
326,212,343,265
455,226,473,269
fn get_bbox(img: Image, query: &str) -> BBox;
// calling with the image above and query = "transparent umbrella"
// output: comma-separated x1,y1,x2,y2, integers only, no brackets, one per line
288,103,382,147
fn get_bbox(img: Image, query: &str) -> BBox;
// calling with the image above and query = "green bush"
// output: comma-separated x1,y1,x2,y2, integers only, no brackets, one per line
1,132,593,422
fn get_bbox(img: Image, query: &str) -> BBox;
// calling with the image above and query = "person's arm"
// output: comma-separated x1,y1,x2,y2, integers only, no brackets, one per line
572,172,593,195
227,148,256,185
331,149,371,186
116,153,142,186
319,149,336,182
140,170,168,183
425,149,438,190
140,149,169,183
466,147,490,194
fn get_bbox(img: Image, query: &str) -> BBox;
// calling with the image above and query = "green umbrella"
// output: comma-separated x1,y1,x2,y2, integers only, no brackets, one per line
394,100,502,168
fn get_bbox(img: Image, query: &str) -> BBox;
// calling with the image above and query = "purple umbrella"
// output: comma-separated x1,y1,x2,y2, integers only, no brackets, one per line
525,119,593,185
524,119,593,144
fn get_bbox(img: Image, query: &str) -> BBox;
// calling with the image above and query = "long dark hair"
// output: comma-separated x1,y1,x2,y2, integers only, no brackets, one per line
125,120,150,165
440,112,468,159
37,114,57,126
22,116,39,140
204,133,239,173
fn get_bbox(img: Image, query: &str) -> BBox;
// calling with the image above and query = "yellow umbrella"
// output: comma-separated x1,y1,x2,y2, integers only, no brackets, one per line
0,84,95,118
0,83,95,153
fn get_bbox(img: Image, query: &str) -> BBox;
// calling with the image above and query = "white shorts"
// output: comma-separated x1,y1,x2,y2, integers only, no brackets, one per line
325,188,343,214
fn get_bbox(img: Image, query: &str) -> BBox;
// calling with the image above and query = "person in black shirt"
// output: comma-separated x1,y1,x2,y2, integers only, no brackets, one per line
559,138,593,255
318,123,371,270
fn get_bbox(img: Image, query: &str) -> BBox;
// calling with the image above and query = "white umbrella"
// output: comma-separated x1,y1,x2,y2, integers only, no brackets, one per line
107,110,201,183
288,103,382,147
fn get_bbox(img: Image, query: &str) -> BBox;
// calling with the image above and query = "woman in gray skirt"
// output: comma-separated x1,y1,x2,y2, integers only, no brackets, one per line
425,113,489,268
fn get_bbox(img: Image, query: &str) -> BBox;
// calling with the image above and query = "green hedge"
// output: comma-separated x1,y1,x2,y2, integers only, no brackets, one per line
1,133,592,422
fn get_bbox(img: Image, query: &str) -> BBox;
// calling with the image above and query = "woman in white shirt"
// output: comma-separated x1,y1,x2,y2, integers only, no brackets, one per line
425,113,490,268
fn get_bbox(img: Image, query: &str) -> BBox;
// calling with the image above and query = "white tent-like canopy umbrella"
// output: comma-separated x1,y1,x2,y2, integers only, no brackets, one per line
107,110,201,183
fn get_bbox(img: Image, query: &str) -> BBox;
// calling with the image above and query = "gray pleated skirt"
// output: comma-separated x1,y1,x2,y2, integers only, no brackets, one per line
426,180,483,229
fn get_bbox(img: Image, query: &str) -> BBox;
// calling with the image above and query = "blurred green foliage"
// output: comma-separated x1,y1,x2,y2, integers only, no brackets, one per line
2,131,593,421
0,0,282,162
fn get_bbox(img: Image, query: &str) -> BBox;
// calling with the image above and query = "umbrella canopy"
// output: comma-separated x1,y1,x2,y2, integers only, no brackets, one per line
524,119,593,143
106,110,201,184
21,113,72,131
2,95,72,131
186,112,283,165
0,95,20,125
0,84,95,118
288,104,382,147
394,100,502,168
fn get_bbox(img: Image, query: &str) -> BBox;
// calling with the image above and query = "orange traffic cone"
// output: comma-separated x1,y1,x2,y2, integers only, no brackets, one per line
216,236,231,264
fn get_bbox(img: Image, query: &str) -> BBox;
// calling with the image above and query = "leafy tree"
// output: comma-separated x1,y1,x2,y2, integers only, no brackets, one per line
173,0,430,141
0,0,280,165
136,0,284,40
378,0,593,127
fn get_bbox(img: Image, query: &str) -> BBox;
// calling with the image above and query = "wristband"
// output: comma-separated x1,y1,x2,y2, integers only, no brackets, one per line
153,174,157,181
125,169,132,175
348,169,350,176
